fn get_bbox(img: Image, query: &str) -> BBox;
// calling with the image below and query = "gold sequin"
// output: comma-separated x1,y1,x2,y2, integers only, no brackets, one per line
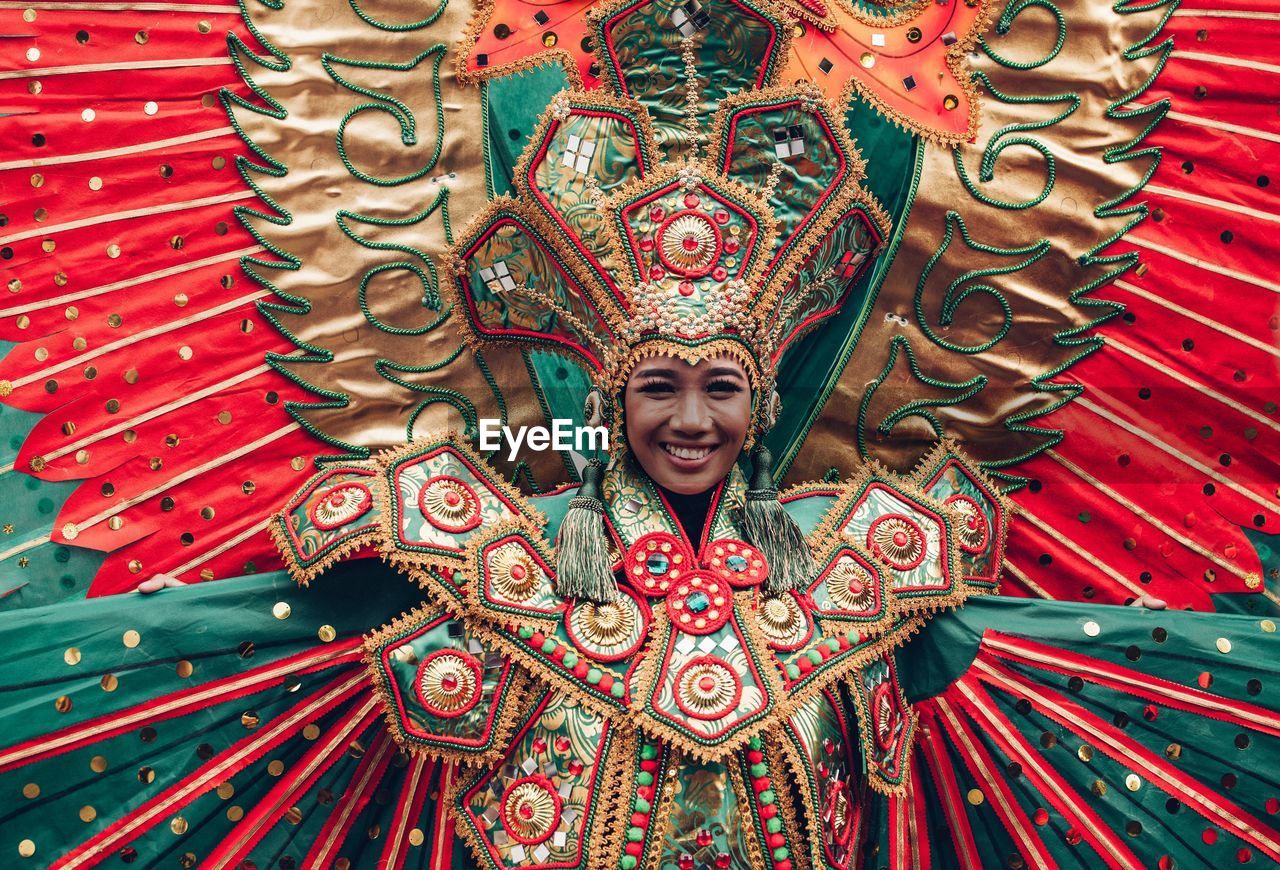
303,724,321,740
1125,774,1141,792
106,244,121,259
18,839,35,858
123,629,140,648
273,601,291,620
7,280,21,294
1262,619,1276,634
81,108,96,122
135,30,149,44
100,674,118,692
1216,637,1232,654
943,94,959,111
212,156,227,170
170,816,188,835
64,647,81,666
22,8,36,21
1082,621,1100,637
242,711,260,729
318,624,336,642
137,766,154,783
27,81,42,95
176,660,193,678
173,293,189,307
128,559,143,573
73,337,86,351
200,506,214,520
285,806,302,825
966,788,984,805
197,19,211,32
291,456,306,471
22,783,39,799
90,755,108,773
55,695,72,713
124,370,138,384
108,516,123,531
88,177,102,191
226,806,244,822
79,805,96,823
217,411,232,425
144,101,158,116
108,314,122,328
178,345,193,361
1077,744,1093,762
409,828,425,846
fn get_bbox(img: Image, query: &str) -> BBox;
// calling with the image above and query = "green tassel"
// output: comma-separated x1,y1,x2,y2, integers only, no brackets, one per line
741,444,815,595
554,460,619,603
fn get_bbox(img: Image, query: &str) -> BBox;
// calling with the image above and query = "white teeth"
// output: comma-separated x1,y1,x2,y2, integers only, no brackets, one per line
662,444,713,460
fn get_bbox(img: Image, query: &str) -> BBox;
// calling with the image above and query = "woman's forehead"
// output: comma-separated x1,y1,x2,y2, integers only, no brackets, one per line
628,354,749,380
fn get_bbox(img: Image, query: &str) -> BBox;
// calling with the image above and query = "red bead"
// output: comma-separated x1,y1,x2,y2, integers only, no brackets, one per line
714,210,729,224
632,813,648,827
551,646,566,661
1203,829,1219,845
598,674,614,692
640,237,655,252
640,759,659,772
555,736,571,752
796,657,814,674
775,861,792,870
678,281,695,296
649,207,665,222
532,737,547,754
684,194,700,208
626,843,643,856
838,636,852,650
649,267,665,281
768,833,785,849
574,662,590,679
747,751,764,764
529,632,546,648
761,804,777,820
753,777,771,794
715,854,732,868
638,786,654,802
678,855,694,870
724,239,739,254
817,645,832,660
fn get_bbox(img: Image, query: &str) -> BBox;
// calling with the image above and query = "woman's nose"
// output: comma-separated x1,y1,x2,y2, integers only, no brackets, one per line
671,391,711,432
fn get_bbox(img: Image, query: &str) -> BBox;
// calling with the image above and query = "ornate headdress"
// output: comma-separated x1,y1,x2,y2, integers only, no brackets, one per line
445,77,890,601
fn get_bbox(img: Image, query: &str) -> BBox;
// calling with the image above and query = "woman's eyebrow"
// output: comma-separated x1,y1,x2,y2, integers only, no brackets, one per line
704,366,746,379
632,367,678,379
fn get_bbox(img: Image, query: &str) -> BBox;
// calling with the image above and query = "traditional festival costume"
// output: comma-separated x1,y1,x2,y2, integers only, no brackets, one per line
0,0,1278,868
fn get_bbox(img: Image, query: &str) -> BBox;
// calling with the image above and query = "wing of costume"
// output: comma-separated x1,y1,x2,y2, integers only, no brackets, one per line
1,0,1280,868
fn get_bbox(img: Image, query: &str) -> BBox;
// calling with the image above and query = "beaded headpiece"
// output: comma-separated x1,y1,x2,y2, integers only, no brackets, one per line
446,83,889,433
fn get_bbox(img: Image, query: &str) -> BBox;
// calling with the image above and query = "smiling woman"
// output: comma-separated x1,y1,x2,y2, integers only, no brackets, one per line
624,355,752,496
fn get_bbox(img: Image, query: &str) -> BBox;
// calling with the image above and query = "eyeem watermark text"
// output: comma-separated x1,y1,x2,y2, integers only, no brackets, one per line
478,419,608,461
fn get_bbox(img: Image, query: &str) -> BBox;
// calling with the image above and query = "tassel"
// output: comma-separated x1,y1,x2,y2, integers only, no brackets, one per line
741,443,815,595
554,459,619,603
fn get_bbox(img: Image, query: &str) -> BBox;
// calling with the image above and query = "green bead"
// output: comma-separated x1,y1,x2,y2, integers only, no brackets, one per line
825,637,841,653
610,682,625,698
748,735,763,751
517,626,534,639
563,651,579,669
627,827,644,842
759,789,775,805
641,745,658,761
773,847,790,861
541,638,558,655
634,797,651,814
807,650,824,666
620,858,637,870
785,664,801,680
587,668,602,684
750,763,768,778
636,771,653,786
766,817,782,834
845,631,859,645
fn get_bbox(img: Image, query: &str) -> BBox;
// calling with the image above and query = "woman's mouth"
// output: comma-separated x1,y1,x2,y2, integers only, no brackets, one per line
660,442,718,463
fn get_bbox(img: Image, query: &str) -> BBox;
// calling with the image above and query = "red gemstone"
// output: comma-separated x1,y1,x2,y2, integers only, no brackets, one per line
519,804,534,820
532,737,547,754
678,281,695,296
569,760,585,776
649,267,665,281
1267,798,1280,815
893,531,909,547
848,579,863,595
715,854,732,868
441,675,459,692
696,829,713,848
682,235,700,252
724,239,739,254
650,207,665,222
712,266,727,281
684,193,700,208
698,675,718,692
679,855,694,870
1033,808,1049,826
714,210,729,225
822,738,834,754
555,736,572,752
444,491,461,506
640,237,655,252
510,563,527,580
1203,829,1219,845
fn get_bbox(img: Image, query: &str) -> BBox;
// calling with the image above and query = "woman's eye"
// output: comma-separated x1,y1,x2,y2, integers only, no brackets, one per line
706,379,744,395
637,380,676,394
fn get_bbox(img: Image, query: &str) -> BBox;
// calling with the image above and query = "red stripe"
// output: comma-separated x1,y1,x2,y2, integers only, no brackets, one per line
431,763,459,870
379,754,436,868
972,654,1280,863
951,675,1142,870
983,632,1280,738
205,697,380,866
303,732,398,870
927,697,1055,870
0,639,362,774
52,671,367,870
889,789,910,870
917,705,982,870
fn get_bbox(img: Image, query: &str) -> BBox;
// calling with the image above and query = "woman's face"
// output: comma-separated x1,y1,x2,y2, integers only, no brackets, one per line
624,354,752,495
